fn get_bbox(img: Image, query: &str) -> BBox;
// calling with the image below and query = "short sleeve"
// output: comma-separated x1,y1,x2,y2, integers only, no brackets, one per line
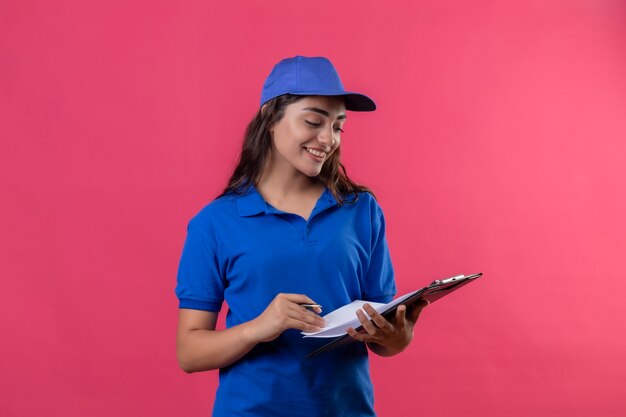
175,216,227,312
362,199,397,303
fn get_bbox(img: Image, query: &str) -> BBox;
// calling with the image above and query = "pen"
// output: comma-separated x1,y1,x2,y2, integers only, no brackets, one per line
300,304,322,309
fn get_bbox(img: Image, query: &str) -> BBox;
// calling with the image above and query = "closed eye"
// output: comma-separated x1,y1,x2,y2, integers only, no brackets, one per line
305,120,344,133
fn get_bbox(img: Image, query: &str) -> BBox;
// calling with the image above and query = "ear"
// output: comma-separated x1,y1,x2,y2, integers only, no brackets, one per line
261,103,271,119
261,104,274,134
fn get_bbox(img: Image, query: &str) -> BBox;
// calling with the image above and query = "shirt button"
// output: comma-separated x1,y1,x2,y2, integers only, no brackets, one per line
306,226,310,233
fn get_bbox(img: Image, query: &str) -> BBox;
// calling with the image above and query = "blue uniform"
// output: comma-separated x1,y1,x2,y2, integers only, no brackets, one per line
176,186,396,417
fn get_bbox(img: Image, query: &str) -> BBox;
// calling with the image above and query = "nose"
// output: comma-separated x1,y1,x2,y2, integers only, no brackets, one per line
317,125,335,148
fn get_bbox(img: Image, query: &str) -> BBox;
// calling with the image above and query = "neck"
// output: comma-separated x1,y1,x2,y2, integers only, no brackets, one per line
257,153,321,198
257,169,320,199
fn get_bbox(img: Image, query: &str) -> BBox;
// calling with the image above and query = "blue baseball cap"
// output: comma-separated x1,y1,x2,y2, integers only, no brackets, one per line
260,56,377,112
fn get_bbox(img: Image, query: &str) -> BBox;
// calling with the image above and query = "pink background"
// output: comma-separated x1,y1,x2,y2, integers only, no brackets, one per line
2,1,625,416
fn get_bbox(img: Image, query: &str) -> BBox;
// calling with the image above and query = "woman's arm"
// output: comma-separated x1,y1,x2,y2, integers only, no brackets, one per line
177,309,252,373
346,300,429,357
176,293,325,373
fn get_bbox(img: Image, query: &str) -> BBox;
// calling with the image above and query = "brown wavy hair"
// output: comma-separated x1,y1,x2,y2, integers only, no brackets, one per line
222,94,373,204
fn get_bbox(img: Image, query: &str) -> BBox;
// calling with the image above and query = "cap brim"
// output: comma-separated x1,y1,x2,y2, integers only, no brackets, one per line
343,93,377,112
287,90,377,112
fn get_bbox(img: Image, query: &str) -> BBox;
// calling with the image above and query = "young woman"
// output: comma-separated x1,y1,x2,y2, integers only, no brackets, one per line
175,56,428,417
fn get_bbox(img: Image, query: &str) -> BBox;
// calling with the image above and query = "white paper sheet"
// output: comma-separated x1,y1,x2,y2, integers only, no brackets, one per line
301,300,385,338
301,289,425,338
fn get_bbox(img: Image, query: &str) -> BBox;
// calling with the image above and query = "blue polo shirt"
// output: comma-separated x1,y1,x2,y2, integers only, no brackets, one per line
176,186,396,417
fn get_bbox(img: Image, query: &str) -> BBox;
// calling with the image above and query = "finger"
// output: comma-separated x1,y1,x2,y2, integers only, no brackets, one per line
287,304,325,327
362,303,391,329
346,327,368,342
409,299,429,322
286,317,324,333
282,293,323,314
287,304,325,326
395,304,407,324
356,309,379,336
282,293,320,306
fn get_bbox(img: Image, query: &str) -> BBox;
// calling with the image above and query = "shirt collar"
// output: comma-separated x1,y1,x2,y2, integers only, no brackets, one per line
236,185,339,218
311,187,339,217
236,186,266,217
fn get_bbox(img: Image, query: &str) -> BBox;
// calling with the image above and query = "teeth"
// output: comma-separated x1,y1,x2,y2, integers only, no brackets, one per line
305,147,326,158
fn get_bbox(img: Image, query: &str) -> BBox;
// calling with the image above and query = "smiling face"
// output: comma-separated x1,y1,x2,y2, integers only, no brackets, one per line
267,96,346,179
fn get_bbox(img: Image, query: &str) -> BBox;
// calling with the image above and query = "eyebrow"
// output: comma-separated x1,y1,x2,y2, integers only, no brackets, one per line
302,107,347,120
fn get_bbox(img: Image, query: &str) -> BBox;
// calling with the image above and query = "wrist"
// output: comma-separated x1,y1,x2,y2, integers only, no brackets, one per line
368,331,413,357
367,341,405,357
238,319,262,347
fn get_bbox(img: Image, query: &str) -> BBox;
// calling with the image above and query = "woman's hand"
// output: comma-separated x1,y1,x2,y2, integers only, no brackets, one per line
346,300,429,356
177,294,324,373
245,293,325,344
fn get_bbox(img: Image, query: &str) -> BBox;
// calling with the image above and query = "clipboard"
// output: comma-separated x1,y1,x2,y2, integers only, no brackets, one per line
305,273,483,359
